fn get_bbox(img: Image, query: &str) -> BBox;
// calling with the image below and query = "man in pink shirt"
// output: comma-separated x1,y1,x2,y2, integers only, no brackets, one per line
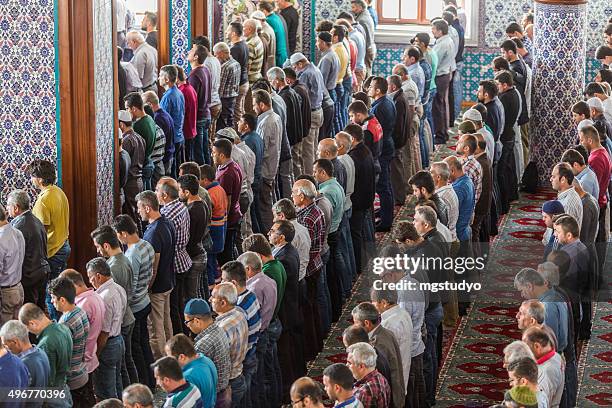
177,66,199,163
60,269,106,374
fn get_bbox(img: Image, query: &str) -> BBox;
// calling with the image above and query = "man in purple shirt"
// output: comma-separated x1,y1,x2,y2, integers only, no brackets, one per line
142,90,175,177
188,44,212,166
213,138,243,267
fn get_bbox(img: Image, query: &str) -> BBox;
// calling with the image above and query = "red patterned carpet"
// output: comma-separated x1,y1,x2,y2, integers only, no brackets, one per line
306,127,612,407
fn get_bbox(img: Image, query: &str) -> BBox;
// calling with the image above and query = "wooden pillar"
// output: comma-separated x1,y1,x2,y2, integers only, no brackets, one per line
191,0,209,39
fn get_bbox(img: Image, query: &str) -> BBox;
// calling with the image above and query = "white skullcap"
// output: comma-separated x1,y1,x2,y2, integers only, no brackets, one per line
577,119,595,131
118,110,132,122
250,11,266,20
586,97,604,112
463,108,482,122
290,52,307,65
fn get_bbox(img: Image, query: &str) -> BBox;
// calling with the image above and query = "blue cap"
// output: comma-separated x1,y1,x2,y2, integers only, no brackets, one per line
542,200,564,215
184,298,211,316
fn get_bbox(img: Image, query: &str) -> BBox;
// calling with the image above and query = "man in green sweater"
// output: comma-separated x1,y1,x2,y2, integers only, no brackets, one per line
19,303,73,407
125,92,157,190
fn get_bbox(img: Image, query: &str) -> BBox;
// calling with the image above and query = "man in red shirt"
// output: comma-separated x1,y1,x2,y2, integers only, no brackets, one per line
177,66,198,162
579,125,611,268
213,138,243,267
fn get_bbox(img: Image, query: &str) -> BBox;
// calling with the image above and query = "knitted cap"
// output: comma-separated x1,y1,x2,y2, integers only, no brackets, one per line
184,298,211,316
542,200,564,215
507,385,538,406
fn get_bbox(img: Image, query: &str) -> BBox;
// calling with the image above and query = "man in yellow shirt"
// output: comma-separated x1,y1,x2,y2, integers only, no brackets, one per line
27,159,70,320
332,25,350,134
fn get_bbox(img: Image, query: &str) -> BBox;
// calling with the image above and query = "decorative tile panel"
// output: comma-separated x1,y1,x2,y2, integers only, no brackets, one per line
0,0,58,201
93,0,115,225
531,2,587,186
170,0,191,71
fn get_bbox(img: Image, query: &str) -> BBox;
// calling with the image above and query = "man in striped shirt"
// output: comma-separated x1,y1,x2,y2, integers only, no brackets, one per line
211,283,249,408
221,261,261,408
551,163,583,227
153,356,203,408
50,277,93,407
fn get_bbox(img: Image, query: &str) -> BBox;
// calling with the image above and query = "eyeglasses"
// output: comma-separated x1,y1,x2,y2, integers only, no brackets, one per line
291,397,305,406
184,318,194,325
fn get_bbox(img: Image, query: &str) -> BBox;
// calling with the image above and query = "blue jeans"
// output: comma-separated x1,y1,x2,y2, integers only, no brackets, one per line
376,156,394,227
171,141,185,178
425,89,436,148
265,320,283,408
333,83,345,135
342,76,352,128
46,241,70,321
316,252,332,335
453,62,463,122
254,329,269,408
94,335,125,400
230,374,246,408
419,117,430,169
423,302,444,406
195,118,211,165
132,304,154,388
242,351,258,408
562,358,577,408
142,159,154,191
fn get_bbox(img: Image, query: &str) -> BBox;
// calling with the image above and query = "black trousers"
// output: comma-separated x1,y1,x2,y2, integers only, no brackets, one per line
432,73,451,144
23,276,47,310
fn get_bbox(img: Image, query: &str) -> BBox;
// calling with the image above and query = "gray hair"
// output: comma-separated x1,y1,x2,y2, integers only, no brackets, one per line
142,90,160,105
503,340,535,364
370,287,398,304
7,189,30,211
514,267,545,289
335,132,352,150
214,282,238,305
135,190,159,211
244,18,259,32
537,262,560,287
213,41,230,54
294,180,317,199
272,198,297,220
0,320,30,342
521,300,545,324
267,67,286,81
237,251,263,273
122,383,154,406
393,63,409,77
351,302,380,325
86,257,111,277
347,342,377,368
414,206,437,227
126,30,145,44
430,161,450,181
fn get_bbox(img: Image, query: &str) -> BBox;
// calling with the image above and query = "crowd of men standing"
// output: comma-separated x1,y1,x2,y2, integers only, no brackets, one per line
1,1,612,408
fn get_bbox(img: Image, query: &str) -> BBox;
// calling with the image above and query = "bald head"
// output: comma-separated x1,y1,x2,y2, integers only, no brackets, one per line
392,63,409,79
290,377,324,405
243,19,258,36
156,177,180,203
317,138,338,159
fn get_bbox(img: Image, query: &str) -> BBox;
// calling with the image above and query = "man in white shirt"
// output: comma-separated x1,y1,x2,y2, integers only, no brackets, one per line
126,31,158,92
370,287,413,391
272,199,310,281
523,326,564,408
430,161,459,242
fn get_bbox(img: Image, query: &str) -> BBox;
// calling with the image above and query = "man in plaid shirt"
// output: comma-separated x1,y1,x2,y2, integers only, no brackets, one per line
347,342,391,408
213,42,241,130
155,177,191,335
292,179,326,278
457,134,483,204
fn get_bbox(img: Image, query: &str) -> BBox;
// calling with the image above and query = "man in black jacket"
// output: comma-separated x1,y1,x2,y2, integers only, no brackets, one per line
6,190,50,309
269,219,305,399
344,123,376,274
